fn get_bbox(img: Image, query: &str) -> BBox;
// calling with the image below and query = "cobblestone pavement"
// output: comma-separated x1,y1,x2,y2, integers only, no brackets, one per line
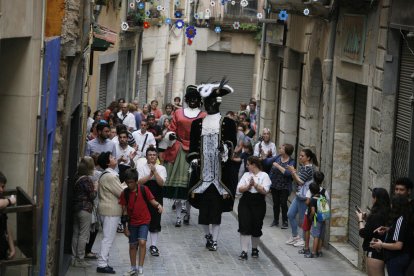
66,200,283,276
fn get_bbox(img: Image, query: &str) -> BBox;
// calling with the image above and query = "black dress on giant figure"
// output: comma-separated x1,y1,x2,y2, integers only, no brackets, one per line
187,79,238,251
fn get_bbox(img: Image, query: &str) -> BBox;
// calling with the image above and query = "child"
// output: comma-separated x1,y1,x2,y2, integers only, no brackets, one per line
299,171,327,255
119,169,163,275
305,182,327,258
0,171,16,264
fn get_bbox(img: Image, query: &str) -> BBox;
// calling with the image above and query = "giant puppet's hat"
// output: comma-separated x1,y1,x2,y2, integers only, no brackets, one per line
197,78,234,98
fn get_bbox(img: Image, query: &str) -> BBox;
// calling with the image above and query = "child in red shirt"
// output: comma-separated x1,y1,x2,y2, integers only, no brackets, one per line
119,169,163,275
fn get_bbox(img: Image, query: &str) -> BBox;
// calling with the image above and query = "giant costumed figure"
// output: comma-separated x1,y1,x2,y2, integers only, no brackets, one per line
163,85,206,226
187,79,237,251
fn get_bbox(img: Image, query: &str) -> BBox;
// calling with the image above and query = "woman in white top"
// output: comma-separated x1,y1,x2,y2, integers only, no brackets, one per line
236,156,271,260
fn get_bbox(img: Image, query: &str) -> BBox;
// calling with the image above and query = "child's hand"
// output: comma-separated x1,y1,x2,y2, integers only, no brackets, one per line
157,205,163,214
124,228,130,237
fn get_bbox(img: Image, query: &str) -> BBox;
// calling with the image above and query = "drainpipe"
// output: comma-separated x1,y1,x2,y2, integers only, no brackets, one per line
323,0,339,246
34,0,47,206
324,1,339,176
256,0,269,136
37,0,47,274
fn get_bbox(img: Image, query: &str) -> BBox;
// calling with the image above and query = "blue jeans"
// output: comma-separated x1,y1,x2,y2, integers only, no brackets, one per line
287,196,307,237
386,253,410,276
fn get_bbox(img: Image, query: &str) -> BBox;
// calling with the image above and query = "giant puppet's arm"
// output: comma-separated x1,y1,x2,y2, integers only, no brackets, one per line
220,118,237,163
186,119,201,165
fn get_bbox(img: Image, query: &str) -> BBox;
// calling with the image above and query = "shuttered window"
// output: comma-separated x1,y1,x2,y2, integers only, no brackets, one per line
196,51,254,115
348,85,367,249
138,63,149,106
165,58,175,105
392,37,414,182
98,64,108,111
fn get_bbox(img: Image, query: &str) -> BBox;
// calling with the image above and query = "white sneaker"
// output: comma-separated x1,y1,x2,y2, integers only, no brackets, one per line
293,239,305,247
123,269,137,276
138,267,144,275
285,236,301,245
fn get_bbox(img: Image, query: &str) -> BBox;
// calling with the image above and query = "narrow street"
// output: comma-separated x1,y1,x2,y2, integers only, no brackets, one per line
66,200,282,276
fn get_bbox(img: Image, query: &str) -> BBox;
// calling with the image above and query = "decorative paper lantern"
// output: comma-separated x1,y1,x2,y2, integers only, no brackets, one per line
232,21,240,30
175,19,184,29
214,26,222,33
186,26,197,38
121,22,129,31
279,10,288,21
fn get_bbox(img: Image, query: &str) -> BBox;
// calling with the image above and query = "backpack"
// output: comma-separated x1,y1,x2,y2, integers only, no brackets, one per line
315,195,330,223
123,185,149,207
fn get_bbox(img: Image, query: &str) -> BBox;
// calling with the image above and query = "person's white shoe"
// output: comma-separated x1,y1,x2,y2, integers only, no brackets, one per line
285,236,301,245
293,239,305,247
123,269,137,276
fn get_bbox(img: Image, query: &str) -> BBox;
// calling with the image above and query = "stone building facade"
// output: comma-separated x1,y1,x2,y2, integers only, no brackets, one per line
260,0,414,270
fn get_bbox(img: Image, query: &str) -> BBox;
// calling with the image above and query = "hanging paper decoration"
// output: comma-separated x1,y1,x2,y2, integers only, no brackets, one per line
240,0,248,8
205,9,211,14
257,13,263,19
186,26,197,38
157,5,163,11
221,0,227,5
165,18,172,24
138,2,145,9
232,21,240,30
210,1,216,6
189,0,194,3
175,10,183,18
135,0,140,3
231,0,235,5
144,21,150,29
187,38,193,45
175,0,180,6
194,13,200,19
303,8,310,16
145,10,151,16
279,10,288,21
175,19,185,29
121,22,129,31
129,2,135,8
214,26,221,33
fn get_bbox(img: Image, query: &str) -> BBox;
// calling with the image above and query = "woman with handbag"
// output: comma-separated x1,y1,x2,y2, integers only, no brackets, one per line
285,149,317,247
236,156,271,260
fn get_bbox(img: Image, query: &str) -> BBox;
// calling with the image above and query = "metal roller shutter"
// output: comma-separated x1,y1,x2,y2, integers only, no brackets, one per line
348,85,367,249
196,51,254,115
98,64,108,111
138,63,149,106
392,37,414,181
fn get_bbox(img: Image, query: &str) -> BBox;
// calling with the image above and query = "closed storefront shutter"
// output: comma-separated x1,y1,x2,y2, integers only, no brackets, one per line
138,63,149,106
348,85,367,249
196,51,254,115
98,64,108,111
392,37,414,182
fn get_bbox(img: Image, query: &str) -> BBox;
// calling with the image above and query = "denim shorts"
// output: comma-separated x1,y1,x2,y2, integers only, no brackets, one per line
128,224,149,244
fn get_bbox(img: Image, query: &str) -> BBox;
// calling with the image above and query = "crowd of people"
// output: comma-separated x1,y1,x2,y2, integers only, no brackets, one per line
68,83,414,276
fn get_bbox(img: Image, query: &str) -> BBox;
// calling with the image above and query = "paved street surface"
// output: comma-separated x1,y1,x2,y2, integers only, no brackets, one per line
66,199,282,276
248,196,366,276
